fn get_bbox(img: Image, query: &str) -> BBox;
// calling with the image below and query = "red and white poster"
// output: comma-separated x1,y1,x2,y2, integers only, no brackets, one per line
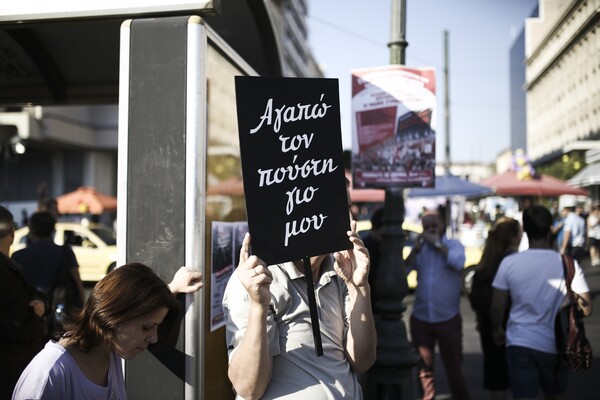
351,65,436,188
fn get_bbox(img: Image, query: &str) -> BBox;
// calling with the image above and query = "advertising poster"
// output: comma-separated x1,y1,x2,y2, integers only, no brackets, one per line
210,221,248,332
351,65,436,188
234,76,351,265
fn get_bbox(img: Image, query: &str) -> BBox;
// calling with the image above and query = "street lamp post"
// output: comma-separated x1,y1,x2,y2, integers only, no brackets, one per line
366,0,419,398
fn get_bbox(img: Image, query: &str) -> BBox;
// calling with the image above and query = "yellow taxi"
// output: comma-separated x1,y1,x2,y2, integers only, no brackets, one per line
357,220,482,292
10,222,118,282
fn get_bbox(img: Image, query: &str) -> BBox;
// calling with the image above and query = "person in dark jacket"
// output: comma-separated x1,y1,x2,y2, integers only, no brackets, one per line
0,206,47,399
11,210,85,337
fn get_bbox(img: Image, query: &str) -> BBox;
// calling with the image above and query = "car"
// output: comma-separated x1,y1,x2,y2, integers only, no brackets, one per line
357,220,482,292
10,222,118,282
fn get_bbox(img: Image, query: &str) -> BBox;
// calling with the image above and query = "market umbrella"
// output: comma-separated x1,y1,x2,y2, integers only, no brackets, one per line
56,186,117,214
482,170,588,197
406,173,493,198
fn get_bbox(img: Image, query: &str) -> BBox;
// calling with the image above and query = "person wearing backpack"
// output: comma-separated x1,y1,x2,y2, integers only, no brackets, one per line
11,211,85,338
491,205,592,400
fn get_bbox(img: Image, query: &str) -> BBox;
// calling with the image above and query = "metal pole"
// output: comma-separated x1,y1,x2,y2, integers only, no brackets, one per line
444,30,453,236
444,30,450,174
388,0,407,65
366,0,419,398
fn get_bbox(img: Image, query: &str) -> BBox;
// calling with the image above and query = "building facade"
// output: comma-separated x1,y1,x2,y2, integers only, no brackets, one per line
524,0,600,163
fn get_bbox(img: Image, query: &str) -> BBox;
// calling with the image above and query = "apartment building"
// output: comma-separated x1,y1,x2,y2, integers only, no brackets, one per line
525,0,600,163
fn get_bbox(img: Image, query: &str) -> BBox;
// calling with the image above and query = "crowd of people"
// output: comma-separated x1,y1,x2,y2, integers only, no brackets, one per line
1,187,596,400
362,199,593,400
0,205,203,399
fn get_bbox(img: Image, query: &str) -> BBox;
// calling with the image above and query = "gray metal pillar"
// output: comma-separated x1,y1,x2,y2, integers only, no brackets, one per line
118,16,207,400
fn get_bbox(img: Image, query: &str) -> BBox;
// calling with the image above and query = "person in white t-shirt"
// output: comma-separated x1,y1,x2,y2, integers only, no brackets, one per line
560,204,586,262
587,203,600,266
491,205,592,400
12,263,203,400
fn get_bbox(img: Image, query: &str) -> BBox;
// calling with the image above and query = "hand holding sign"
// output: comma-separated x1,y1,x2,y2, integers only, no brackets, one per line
224,77,376,398
333,219,371,287
237,232,272,309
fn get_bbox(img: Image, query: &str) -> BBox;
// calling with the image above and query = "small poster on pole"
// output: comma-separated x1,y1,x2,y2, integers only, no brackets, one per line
234,76,351,266
351,65,437,189
210,221,248,332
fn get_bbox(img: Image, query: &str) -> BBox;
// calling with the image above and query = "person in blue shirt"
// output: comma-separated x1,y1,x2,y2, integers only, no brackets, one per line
551,206,567,251
406,210,470,400
560,204,586,262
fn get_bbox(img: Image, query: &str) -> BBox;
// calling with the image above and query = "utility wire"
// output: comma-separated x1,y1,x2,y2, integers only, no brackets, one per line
308,14,384,47
308,14,436,67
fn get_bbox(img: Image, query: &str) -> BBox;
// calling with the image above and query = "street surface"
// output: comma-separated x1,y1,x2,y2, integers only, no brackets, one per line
402,259,600,400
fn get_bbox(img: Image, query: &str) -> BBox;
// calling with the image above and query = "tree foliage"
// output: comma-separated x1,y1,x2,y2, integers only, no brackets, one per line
536,152,586,181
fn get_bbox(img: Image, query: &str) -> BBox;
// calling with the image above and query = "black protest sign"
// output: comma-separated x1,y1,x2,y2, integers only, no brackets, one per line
235,76,351,266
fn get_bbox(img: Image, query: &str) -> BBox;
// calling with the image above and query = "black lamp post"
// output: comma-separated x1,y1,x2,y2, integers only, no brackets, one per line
366,0,420,398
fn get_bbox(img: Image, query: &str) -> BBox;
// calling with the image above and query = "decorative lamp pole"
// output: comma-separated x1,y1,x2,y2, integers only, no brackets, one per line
365,0,420,399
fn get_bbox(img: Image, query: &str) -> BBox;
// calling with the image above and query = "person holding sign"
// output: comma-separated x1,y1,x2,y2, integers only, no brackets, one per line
222,218,376,399
228,75,375,399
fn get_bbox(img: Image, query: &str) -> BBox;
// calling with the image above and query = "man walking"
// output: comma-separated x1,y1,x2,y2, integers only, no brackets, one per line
560,201,586,263
406,210,470,400
491,205,592,400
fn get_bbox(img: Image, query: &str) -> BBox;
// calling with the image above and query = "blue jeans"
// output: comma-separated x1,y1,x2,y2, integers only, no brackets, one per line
506,345,567,399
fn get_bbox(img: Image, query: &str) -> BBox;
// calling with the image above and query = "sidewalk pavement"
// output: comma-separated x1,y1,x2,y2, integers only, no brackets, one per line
402,258,600,400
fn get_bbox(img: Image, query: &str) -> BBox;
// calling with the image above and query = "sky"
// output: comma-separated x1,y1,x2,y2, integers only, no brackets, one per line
307,0,538,164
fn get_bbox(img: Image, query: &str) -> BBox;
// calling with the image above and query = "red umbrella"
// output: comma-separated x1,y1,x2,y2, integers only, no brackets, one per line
482,170,588,197
56,186,117,214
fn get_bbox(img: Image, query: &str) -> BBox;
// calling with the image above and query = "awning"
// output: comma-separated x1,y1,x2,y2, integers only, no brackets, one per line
568,163,600,187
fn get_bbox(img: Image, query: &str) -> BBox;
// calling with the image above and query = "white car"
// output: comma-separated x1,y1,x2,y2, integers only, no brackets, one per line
10,222,118,282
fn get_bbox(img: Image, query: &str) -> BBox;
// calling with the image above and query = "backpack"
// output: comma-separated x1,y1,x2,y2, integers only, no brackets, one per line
554,255,592,371
48,245,83,337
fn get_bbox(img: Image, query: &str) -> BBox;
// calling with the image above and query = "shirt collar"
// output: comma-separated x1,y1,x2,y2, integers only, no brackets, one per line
277,255,337,282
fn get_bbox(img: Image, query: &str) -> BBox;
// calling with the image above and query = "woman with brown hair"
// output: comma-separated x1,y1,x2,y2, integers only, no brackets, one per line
469,217,521,400
12,263,202,399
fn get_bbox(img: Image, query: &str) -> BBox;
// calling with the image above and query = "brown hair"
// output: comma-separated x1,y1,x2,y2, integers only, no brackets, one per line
63,263,179,353
477,217,521,283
